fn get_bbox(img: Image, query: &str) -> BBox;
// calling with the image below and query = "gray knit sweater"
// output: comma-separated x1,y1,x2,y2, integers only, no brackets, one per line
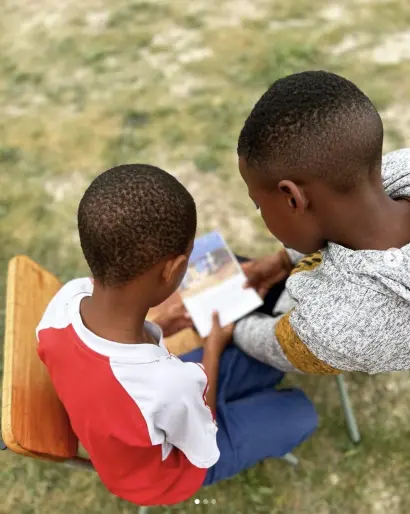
234,148,410,374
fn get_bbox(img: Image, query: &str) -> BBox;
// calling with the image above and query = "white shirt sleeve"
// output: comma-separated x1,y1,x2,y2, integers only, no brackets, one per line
155,359,220,469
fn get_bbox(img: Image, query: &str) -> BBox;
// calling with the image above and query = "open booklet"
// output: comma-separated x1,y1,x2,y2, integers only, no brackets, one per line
179,231,263,337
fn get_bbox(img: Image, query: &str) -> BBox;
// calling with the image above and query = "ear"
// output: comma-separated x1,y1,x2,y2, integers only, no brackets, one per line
278,180,309,213
162,254,188,286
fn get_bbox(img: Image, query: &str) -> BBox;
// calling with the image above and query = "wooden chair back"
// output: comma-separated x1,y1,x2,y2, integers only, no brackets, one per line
1,256,78,460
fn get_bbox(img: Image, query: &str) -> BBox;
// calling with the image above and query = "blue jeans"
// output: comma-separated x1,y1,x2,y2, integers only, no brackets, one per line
180,346,317,485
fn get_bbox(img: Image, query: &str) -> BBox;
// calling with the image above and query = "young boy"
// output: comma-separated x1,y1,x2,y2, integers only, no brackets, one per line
36,164,317,506
234,70,410,375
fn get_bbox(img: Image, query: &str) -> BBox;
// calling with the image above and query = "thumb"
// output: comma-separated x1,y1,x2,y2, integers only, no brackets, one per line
243,277,253,289
258,285,268,298
243,272,257,289
212,310,221,328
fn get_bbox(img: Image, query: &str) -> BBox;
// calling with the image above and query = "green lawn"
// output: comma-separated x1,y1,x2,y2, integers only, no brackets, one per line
1,0,410,512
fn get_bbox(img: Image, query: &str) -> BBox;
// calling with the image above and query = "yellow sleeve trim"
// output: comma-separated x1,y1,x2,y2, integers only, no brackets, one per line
291,251,323,276
275,311,341,375
277,251,340,374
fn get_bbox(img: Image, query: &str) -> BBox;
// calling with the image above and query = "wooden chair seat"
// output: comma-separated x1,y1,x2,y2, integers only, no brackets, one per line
1,256,203,462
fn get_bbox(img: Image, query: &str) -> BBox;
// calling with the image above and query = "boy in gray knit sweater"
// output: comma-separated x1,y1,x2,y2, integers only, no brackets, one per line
234,71,410,375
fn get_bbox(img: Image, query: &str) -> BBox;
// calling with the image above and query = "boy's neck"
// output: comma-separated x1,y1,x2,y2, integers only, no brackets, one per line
80,278,155,345
322,181,410,251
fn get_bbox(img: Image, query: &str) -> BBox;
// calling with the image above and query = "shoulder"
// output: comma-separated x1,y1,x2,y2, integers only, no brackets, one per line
55,277,94,301
382,147,410,170
285,249,369,371
382,148,410,198
37,277,93,337
110,355,207,404
158,358,208,399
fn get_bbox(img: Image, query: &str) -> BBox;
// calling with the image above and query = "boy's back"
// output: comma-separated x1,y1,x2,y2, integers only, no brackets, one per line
37,278,219,505
36,165,224,505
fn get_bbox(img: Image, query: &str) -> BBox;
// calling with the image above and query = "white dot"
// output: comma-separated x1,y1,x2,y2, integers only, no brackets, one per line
194,499,200,504
211,499,217,504
203,499,208,504
384,248,404,268
329,473,340,485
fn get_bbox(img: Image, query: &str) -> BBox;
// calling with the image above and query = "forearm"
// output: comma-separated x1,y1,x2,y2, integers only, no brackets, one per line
234,313,300,372
235,310,342,375
201,348,221,416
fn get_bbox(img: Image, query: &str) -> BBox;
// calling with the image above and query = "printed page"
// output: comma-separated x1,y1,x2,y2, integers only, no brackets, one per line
180,232,263,337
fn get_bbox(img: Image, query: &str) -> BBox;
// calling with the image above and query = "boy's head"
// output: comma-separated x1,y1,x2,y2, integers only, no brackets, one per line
78,164,196,305
237,70,384,253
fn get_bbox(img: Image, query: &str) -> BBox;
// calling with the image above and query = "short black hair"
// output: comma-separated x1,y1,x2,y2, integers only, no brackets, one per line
238,70,384,191
78,164,196,286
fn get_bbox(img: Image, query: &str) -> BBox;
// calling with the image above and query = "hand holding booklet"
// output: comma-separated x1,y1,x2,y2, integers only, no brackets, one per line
179,231,263,337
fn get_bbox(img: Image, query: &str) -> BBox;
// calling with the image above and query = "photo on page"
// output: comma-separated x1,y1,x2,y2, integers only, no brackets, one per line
180,231,263,337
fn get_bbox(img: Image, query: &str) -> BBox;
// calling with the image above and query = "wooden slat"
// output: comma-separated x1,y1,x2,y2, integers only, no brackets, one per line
2,256,78,459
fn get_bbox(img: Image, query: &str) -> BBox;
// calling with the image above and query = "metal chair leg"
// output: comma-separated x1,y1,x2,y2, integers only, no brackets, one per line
64,458,95,471
336,374,361,443
281,452,299,466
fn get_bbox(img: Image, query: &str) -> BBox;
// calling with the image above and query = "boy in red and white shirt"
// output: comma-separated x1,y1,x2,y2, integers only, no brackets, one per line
37,164,317,506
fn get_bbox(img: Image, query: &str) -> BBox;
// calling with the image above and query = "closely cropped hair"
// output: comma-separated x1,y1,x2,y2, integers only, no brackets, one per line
78,164,197,286
238,70,384,191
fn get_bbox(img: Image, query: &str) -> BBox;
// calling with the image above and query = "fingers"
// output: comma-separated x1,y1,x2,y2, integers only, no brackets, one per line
169,303,190,318
175,319,193,332
258,287,268,298
162,315,194,337
225,322,235,334
172,302,185,313
243,273,258,288
241,262,255,289
243,275,257,289
212,312,234,336
240,261,253,272
171,305,192,331
243,275,263,290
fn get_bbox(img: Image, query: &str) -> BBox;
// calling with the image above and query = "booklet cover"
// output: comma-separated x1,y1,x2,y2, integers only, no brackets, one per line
179,231,263,337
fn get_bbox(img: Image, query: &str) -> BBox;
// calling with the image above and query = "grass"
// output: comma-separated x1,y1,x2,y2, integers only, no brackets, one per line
1,0,410,512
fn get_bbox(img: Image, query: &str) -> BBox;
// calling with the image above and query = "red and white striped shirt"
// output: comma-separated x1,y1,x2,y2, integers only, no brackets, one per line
37,278,219,506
